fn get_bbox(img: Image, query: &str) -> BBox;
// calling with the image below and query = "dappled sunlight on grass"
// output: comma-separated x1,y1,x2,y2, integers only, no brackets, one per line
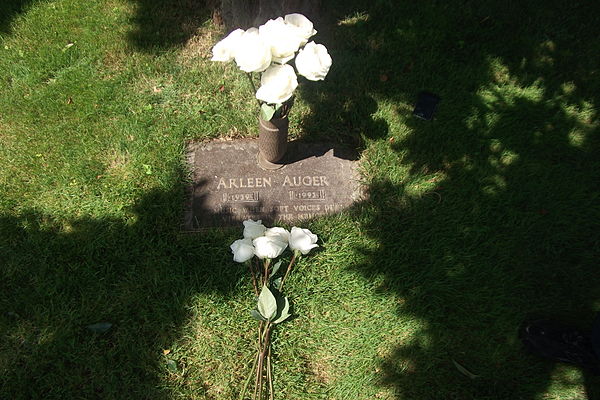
311,3,600,399
124,0,211,52
336,11,369,27
2,0,599,398
539,365,587,400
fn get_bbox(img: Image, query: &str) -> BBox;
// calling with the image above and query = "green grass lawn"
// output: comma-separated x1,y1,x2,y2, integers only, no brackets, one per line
2,0,600,399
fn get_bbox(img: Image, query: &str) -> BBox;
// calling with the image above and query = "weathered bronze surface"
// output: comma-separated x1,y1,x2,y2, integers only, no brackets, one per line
183,139,363,229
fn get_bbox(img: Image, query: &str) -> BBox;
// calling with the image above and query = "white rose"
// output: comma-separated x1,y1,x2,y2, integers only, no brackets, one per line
289,227,318,255
255,64,298,104
211,29,244,62
264,227,290,243
295,41,332,81
243,219,267,239
253,236,287,259
259,17,303,64
230,238,255,263
284,13,317,46
234,28,272,73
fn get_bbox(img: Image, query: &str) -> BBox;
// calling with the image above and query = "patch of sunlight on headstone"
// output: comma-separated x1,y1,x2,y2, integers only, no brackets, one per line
537,365,586,400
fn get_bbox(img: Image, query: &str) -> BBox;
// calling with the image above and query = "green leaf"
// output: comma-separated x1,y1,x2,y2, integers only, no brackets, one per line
260,103,275,121
269,260,283,279
273,277,283,290
452,359,479,379
251,309,267,321
86,322,112,333
273,296,290,324
257,285,277,320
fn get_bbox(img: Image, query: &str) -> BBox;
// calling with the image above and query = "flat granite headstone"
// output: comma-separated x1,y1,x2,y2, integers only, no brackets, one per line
183,139,363,230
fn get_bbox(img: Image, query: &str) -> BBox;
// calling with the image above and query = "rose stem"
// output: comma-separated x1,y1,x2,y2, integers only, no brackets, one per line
267,345,274,400
278,251,299,291
239,351,259,400
254,321,265,400
248,260,259,296
263,259,271,286
246,73,261,107
256,321,271,400
254,349,262,400
259,324,271,400
253,325,261,400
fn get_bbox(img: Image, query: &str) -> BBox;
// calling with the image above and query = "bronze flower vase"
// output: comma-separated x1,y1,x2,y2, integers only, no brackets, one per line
257,115,289,170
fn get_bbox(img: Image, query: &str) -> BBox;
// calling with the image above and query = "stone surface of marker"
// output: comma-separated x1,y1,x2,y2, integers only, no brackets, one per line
184,139,363,229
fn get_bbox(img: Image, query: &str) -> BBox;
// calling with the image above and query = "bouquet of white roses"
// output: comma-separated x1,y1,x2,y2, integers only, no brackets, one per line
230,219,319,400
212,14,332,121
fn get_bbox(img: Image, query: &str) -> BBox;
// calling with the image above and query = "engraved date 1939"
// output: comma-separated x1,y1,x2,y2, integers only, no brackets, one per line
222,192,259,202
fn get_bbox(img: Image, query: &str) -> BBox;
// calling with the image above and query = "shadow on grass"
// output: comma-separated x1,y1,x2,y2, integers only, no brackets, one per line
0,186,242,398
301,0,600,398
0,0,38,33
125,0,213,52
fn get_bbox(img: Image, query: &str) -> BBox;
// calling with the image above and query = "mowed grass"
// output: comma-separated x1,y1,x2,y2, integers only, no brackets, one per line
1,0,600,399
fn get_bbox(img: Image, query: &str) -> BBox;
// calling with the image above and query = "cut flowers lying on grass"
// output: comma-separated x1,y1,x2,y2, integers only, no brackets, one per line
230,219,318,400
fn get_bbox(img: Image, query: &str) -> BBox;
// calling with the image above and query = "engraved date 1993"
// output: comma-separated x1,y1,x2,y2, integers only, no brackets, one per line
288,190,326,200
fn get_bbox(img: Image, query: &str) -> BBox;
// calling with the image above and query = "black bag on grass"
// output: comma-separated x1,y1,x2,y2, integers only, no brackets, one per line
519,314,600,375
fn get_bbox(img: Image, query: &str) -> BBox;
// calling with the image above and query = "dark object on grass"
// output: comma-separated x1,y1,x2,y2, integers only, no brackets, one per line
413,91,440,121
519,318,600,375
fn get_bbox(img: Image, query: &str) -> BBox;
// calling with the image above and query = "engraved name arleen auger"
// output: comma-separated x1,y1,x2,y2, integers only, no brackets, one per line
216,175,330,190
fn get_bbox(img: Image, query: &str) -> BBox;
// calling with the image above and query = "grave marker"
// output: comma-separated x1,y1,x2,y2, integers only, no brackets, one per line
184,140,363,229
